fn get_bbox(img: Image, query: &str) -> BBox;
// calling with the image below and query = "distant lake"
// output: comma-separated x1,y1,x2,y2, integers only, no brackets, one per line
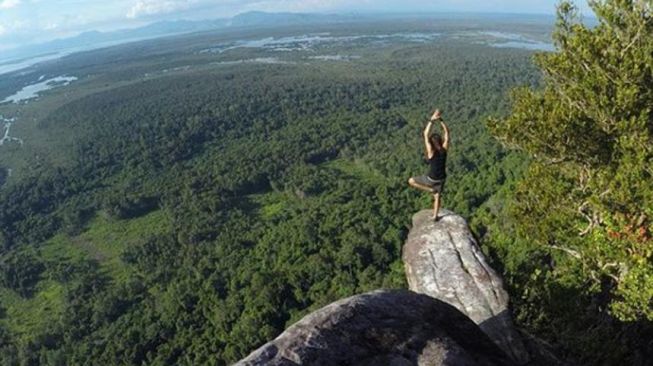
491,41,555,51
477,31,555,52
200,32,441,54
1,76,78,104
0,53,68,76
308,55,361,61
0,35,183,76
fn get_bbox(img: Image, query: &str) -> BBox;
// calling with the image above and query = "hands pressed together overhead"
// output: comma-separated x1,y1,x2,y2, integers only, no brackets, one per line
430,109,442,121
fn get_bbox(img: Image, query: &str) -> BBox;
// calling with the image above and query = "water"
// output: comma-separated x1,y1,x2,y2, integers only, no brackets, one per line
308,55,361,61
200,34,353,53
393,32,442,42
479,31,529,41
492,41,555,51
200,32,441,54
0,34,190,76
213,58,294,65
476,31,555,52
0,53,67,76
1,75,78,104
0,116,22,147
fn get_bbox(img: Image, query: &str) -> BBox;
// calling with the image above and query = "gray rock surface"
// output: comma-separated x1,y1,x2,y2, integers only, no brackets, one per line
403,209,529,365
235,289,516,366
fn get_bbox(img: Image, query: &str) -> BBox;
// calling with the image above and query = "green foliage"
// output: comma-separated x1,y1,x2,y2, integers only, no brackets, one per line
0,250,45,298
481,0,653,364
0,168,6,188
0,19,545,366
0,281,66,339
488,0,653,321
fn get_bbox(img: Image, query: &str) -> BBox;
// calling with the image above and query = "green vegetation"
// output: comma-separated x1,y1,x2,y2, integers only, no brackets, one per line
0,23,535,364
0,281,65,340
0,8,650,366
479,1,653,364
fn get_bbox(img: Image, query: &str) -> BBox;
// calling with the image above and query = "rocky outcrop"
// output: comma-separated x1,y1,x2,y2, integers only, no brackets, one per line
236,289,516,366
234,210,557,365
403,209,529,365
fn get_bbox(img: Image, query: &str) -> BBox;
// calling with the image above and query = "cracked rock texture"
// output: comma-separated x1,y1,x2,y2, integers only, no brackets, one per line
235,289,516,366
403,209,529,365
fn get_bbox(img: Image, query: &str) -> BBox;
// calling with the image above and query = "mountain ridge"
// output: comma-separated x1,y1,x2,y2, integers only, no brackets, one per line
0,11,358,64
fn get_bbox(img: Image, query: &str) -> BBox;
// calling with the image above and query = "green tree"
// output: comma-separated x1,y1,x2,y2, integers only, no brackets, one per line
488,0,653,320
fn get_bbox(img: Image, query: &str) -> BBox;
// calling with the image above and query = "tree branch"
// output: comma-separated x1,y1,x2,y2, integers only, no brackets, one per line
550,245,583,259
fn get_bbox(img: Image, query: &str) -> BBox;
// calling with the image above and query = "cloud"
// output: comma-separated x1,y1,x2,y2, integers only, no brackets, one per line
0,19,28,33
44,22,59,30
125,0,356,19
241,0,352,13
0,0,20,9
127,0,198,18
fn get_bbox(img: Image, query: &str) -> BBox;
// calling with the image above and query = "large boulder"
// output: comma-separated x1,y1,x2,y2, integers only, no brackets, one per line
235,289,516,366
403,210,529,365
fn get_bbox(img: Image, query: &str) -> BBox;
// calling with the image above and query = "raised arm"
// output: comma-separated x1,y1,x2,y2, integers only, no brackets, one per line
440,120,450,150
423,121,434,159
423,109,441,159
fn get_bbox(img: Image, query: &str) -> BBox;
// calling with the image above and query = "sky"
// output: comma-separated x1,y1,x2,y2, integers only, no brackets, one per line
0,0,593,50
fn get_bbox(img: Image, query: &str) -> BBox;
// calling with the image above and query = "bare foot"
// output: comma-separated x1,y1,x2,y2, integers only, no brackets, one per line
432,215,439,221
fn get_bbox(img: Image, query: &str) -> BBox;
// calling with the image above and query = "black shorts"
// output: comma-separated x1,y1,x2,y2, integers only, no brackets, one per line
412,175,446,194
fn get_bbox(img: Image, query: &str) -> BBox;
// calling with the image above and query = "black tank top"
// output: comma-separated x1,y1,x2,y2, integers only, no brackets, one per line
427,150,447,180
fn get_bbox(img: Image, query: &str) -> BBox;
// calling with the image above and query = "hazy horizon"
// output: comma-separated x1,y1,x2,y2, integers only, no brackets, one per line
0,0,593,51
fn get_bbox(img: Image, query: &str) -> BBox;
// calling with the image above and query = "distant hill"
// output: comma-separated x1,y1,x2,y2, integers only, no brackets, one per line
230,11,356,26
0,19,226,63
0,11,356,64
1,10,570,71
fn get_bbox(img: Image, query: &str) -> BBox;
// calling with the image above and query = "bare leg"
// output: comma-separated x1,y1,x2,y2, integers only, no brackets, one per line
432,193,441,220
408,177,434,193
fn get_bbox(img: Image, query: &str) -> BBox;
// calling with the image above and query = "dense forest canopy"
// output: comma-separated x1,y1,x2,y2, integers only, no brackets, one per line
0,21,538,365
0,5,650,366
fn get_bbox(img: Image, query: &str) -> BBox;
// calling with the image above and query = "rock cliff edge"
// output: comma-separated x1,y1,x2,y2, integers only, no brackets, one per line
235,290,516,366
403,209,529,364
235,210,551,365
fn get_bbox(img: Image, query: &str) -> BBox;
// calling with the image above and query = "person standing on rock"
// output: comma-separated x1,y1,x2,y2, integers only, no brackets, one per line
408,109,449,221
